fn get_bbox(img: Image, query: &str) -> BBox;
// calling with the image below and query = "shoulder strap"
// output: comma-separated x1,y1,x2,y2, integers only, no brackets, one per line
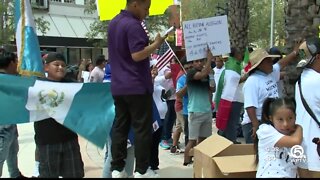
298,76,320,128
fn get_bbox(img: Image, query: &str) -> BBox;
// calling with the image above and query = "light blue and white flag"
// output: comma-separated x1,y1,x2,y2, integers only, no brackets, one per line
15,0,44,77
0,74,114,148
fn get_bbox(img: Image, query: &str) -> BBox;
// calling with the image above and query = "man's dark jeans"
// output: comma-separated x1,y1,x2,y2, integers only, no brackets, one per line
111,94,153,174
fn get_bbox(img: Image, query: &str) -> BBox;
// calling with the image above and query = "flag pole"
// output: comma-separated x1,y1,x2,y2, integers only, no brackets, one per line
164,40,187,74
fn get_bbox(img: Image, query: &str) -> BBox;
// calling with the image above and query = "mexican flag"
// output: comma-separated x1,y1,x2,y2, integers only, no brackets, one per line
214,57,242,130
0,74,115,148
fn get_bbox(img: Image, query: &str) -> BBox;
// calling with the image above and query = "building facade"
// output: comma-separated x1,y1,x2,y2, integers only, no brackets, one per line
32,0,106,65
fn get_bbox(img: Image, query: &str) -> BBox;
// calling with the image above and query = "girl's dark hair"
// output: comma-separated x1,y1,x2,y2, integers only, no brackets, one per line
254,97,296,164
85,62,92,71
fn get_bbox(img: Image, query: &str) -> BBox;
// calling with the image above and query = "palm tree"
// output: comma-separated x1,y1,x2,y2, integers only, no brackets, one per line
228,0,249,53
283,0,319,98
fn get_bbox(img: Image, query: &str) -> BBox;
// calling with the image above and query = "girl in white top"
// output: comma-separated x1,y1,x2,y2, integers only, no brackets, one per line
255,98,303,178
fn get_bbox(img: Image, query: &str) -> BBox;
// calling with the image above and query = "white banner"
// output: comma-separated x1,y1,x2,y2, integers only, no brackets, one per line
183,15,231,61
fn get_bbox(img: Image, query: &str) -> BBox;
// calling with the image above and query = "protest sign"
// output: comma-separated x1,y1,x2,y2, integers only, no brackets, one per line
183,15,230,61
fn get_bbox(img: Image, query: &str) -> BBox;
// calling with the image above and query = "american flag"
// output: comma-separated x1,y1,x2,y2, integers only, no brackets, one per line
155,41,175,71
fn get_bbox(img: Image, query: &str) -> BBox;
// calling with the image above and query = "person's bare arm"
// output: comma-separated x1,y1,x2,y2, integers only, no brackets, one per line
164,70,172,79
239,73,249,83
176,85,187,99
246,106,260,139
132,33,166,62
278,40,302,70
193,48,214,80
275,125,303,148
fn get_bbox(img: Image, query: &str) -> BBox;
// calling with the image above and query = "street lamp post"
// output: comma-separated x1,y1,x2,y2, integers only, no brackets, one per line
270,0,275,48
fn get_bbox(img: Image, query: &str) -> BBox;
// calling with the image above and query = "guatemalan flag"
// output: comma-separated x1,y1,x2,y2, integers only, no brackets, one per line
15,0,44,77
0,74,115,148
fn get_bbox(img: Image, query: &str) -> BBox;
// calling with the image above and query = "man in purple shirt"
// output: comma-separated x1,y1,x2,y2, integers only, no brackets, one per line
108,0,165,178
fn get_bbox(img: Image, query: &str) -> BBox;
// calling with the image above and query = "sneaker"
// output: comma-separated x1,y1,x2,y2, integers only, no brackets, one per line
170,145,184,155
112,169,128,178
233,141,241,144
183,160,193,167
167,138,173,146
160,140,170,150
134,168,159,178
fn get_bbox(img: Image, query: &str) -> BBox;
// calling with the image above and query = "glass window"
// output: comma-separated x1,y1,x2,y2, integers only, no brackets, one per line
80,48,92,63
35,0,45,6
68,48,80,66
64,0,75,4
92,48,103,62
50,0,62,2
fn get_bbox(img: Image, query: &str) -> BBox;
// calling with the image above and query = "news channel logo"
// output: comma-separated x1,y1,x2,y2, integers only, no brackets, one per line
288,145,307,162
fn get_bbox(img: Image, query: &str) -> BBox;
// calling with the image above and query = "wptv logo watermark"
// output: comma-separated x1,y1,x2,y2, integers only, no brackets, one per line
288,145,307,163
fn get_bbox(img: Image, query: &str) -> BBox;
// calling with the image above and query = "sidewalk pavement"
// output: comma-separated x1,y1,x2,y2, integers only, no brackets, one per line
3,120,244,178
2,123,193,178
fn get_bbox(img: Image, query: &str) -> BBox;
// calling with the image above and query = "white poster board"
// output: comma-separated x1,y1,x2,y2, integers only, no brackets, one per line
183,15,231,62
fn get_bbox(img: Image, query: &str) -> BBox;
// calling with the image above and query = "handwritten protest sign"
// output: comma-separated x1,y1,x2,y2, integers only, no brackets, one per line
183,15,230,61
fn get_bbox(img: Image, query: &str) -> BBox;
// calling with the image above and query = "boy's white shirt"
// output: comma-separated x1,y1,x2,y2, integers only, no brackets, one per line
81,71,90,83
242,63,281,125
256,124,298,178
89,66,104,83
295,68,320,171
154,66,175,100
153,67,169,119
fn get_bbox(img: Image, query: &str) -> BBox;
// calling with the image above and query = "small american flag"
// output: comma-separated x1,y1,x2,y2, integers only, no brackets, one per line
155,41,175,71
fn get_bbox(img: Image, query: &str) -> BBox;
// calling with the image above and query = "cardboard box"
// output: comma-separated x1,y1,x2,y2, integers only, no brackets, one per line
193,134,257,178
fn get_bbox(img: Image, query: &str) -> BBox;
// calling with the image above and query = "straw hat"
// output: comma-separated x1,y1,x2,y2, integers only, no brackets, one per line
247,48,280,73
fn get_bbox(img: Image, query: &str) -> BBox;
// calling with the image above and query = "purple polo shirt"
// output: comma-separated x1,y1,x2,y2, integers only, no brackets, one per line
108,10,153,96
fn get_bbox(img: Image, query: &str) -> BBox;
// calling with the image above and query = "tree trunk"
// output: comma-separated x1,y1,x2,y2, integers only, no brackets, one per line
228,0,249,53
283,0,320,98
0,0,10,45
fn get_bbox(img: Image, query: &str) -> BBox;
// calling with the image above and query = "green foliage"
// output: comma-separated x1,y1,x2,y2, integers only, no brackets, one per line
0,0,14,45
248,0,285,49
0,0,50,45
181,0,285,49
181,0,226,21
34,16,50,36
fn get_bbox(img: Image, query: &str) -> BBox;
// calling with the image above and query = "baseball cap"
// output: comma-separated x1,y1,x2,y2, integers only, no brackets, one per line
45,52,66,64
297,37,320,68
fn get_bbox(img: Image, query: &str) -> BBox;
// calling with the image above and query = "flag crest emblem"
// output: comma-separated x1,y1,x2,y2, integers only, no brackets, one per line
38,89,65,115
